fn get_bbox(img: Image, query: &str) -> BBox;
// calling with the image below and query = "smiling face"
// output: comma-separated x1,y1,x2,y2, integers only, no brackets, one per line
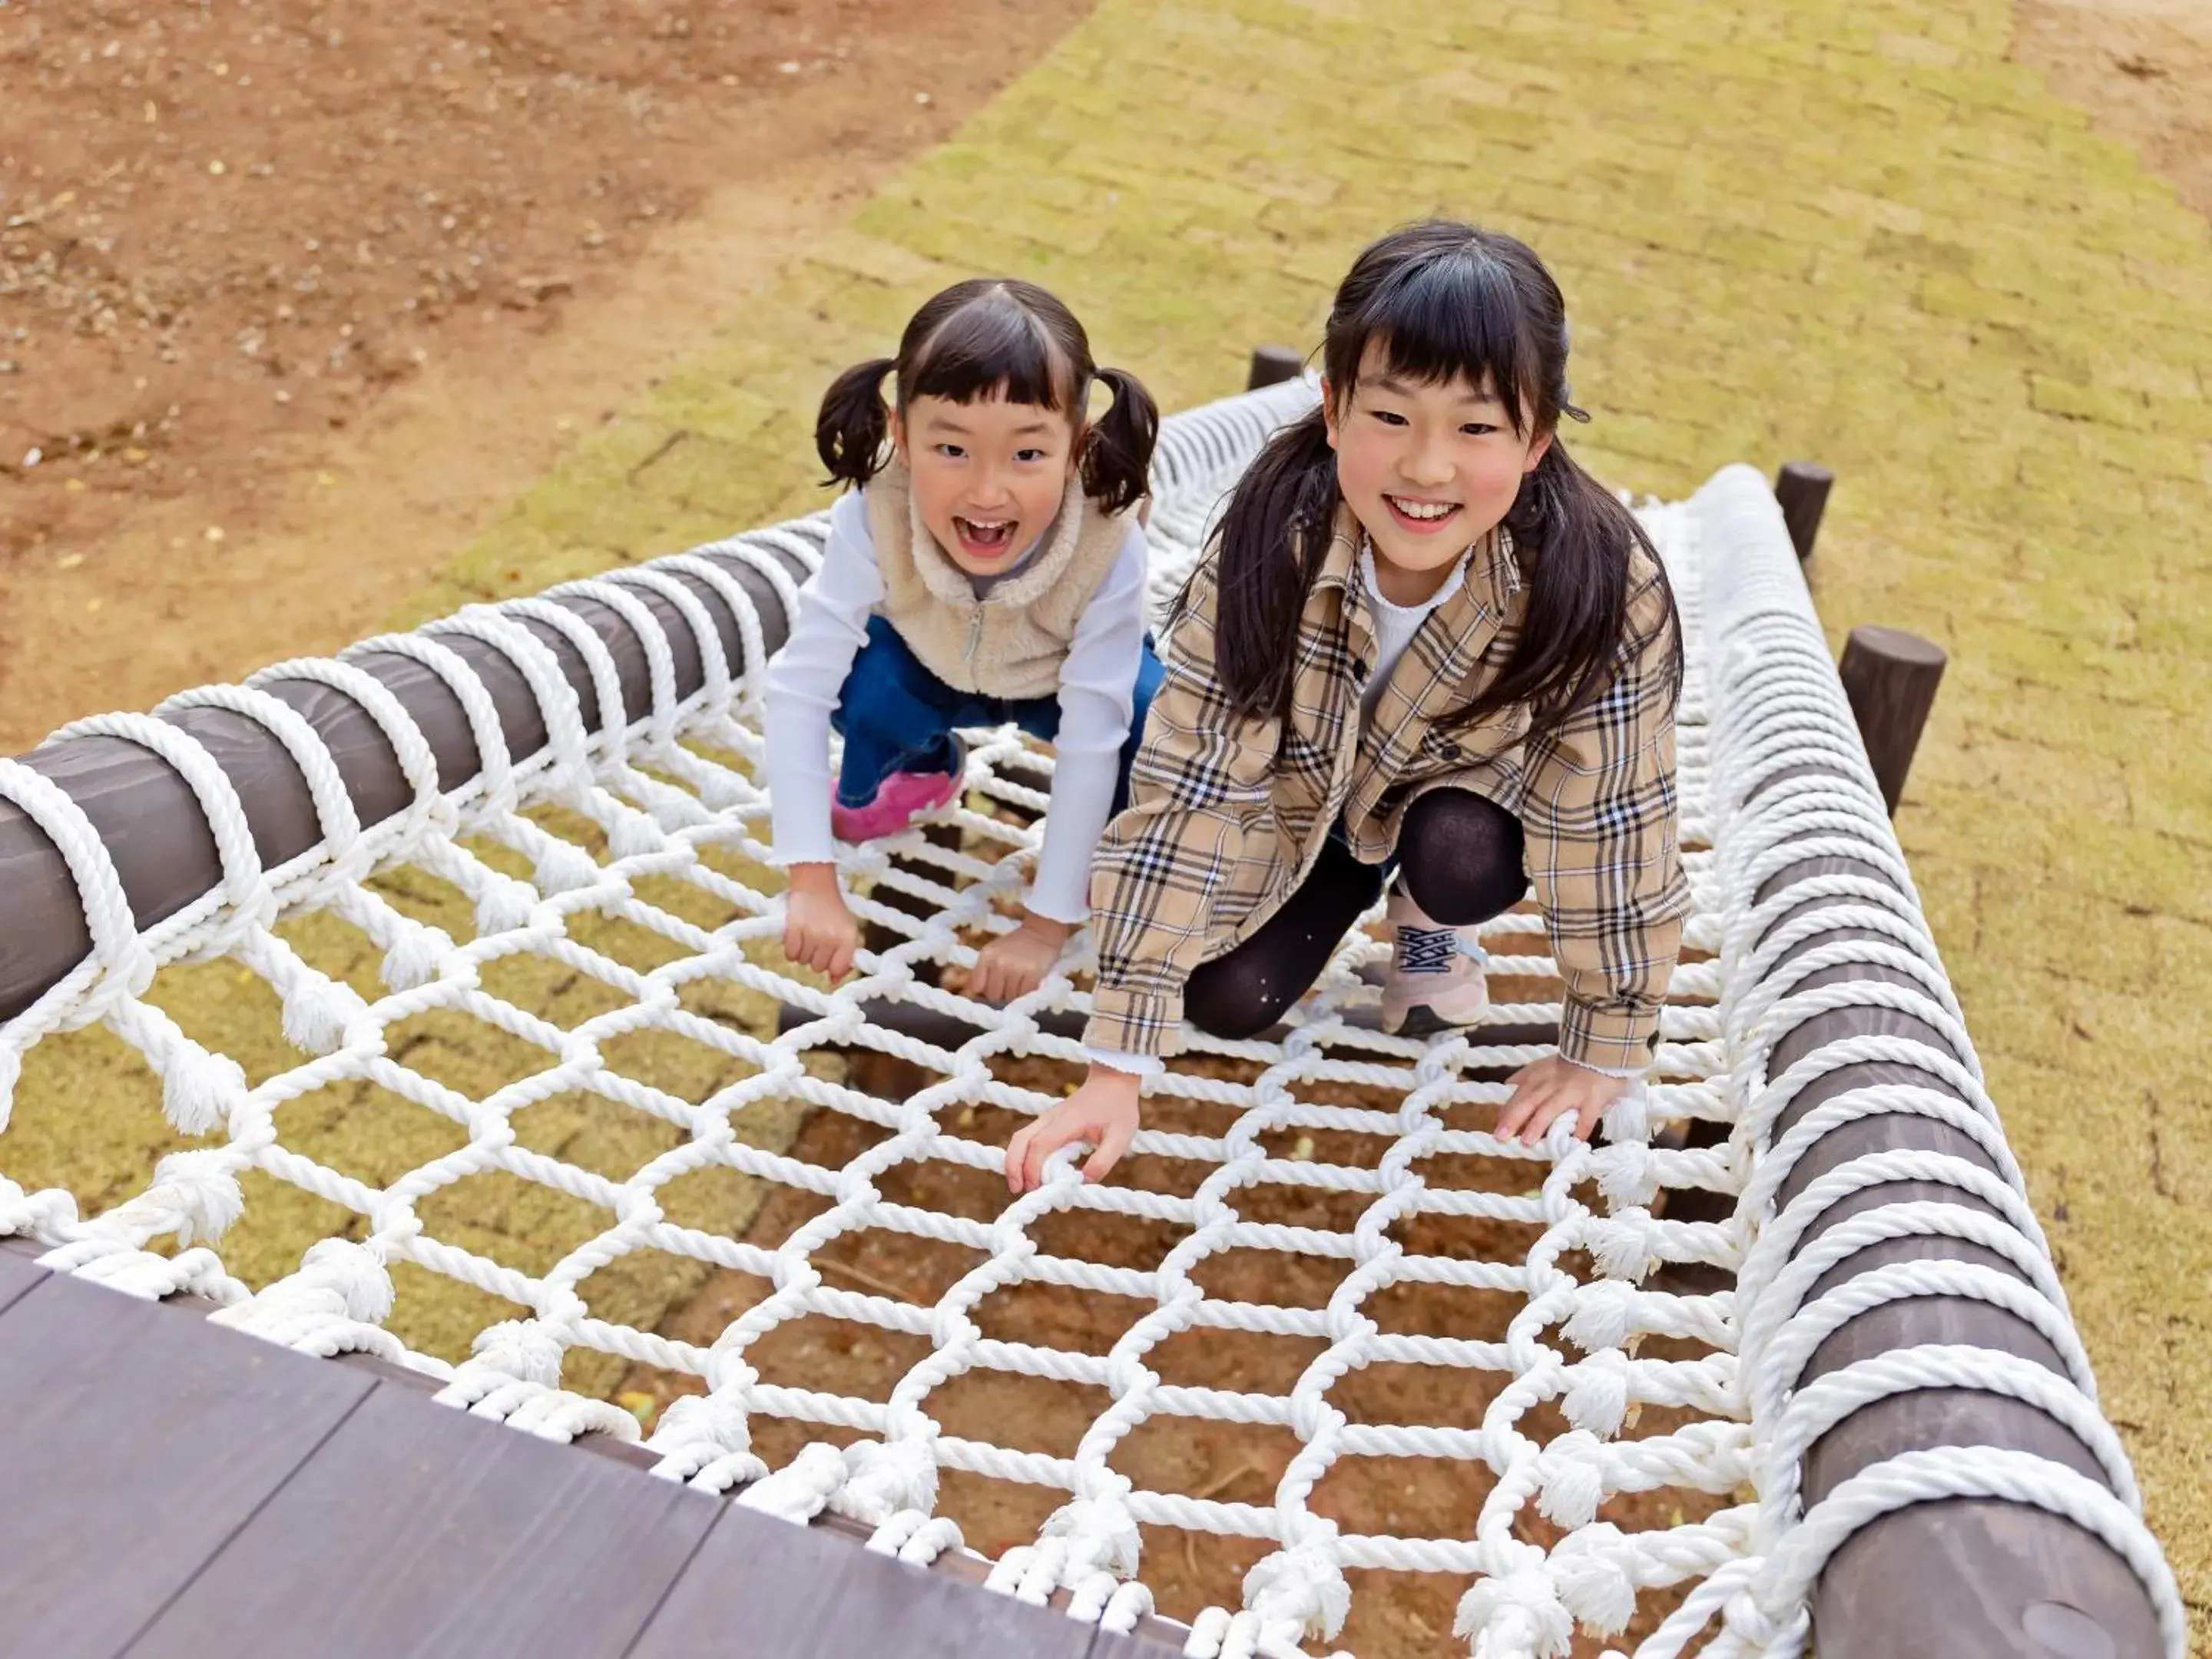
894,388,1082,577
1323,339,1552,595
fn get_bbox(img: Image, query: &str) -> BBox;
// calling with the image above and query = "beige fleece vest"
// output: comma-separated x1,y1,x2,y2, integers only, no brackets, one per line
865,462,1139,699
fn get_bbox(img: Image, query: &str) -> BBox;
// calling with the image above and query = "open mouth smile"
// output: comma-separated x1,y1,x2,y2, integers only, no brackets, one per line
1384,494,1461,532
952,514,1020,560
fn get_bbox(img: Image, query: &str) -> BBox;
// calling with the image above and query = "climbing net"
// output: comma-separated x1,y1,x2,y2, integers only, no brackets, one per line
0,382,2180,1659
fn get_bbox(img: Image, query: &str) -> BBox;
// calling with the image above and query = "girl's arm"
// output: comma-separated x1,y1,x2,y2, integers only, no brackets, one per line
1082,552,1280,1061
763,493,882,981
1028,520,1149,924
762,492,882,866
969,520,1150,1002
1518,551,1692,1075
1006,553,1280,1193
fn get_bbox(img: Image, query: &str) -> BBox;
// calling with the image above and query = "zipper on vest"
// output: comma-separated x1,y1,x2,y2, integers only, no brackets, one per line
964,608,982,664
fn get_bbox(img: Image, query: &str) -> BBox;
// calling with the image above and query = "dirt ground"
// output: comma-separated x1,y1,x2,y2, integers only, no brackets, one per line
612,1045,1727,1656
2014,0,2212,222
0,0,1097,752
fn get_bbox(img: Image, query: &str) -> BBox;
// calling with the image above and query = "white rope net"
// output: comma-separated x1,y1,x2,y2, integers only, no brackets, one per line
0,382,2181,1659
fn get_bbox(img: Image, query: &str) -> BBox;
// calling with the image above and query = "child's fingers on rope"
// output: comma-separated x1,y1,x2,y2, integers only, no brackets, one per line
1006,1111,1086,1194
1498,1057,1615,1147
1079,1114,1136,1184
1005,1085,1141,1194
783,886,861,985
970,931,1050,1005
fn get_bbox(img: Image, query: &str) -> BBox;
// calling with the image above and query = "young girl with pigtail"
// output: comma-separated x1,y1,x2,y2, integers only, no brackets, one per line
1008,220,1690,1190
765,279,1163,1002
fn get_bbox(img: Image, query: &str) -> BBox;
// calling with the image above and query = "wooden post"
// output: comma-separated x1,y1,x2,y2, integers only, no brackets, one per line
1247,346,1304,390
1775,462,1835,561
1837,626,1946,816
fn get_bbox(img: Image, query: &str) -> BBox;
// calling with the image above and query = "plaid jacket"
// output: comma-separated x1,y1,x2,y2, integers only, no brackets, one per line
1085,505,1689,1069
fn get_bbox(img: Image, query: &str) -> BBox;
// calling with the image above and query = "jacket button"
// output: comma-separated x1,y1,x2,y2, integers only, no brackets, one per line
1440,741,1462,760
1351,661,1369,682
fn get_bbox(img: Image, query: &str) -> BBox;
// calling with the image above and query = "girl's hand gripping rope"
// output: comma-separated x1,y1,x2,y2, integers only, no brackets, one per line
783,863,862,985
1494,1054,1633,1147
969,910,1072,1004
1005,1064,1141,1192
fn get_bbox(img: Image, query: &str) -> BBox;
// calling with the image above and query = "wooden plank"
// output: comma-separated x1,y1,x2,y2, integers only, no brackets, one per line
629,1501,1114,1659
130,1379,723,1659
0,1269,375,1657
0,1240,47,1316
320,1353,1195,1651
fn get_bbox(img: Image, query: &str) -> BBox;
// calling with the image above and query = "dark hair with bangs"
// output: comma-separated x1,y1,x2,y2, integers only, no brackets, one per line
1210,220,1681,747
815,277,1158,515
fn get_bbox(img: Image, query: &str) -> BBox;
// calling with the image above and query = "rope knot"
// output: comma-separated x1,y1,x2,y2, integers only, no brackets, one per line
298,1237,397,1323
1721,1581,1804,1653
280,972,368,1058
1563,1279,1641,1353
466,1318,565,1386
650,1390,753,1458
1242,1530,1350,1641
830,1437,939,1528
1455,1543,1574,1658
736,1440,848,1525
1590,1141,1661,1207
1549,1522,1639,1636
534,840,602,894
1586,1204,1664,1281
141,1150,244,1246
475,875,541,937
1041,1492,1142,1581
0,1174,77,1240
160,1040,248,1136
1536,1429,1609,1530
1598,1075,1651,1144
379,921,453,992
1562,1347,1634,1438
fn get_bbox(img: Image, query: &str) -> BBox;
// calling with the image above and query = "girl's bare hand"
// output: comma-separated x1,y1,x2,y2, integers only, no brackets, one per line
783,863,860,985
1495,1054,1632,1147
969,910,1073,1004
1005,1065,1141,1192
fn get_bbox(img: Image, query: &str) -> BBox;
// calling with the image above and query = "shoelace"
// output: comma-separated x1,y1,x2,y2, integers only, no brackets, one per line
1395,925,1486,976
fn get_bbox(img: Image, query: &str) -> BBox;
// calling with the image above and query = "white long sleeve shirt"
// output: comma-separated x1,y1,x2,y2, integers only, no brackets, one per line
763,488,1151,925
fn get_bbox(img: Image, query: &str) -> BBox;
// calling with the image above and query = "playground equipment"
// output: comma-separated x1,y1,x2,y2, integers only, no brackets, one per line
0,374,2181,1657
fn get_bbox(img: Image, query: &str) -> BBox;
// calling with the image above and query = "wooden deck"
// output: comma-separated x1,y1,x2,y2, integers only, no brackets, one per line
0,1245,1186,1658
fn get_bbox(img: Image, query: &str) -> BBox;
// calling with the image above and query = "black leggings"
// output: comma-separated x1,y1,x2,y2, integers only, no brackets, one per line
1184,790,1528,1041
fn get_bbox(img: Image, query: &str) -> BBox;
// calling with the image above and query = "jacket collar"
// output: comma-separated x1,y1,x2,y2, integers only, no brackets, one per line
1313,501,1522,618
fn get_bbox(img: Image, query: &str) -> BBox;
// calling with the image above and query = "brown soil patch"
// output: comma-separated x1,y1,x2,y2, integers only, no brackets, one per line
0,0,1096,751
2013,0,2212,219
618,1048,1730,1657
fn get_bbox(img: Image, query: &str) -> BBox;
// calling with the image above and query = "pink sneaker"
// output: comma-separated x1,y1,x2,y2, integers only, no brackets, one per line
830,767,962,843
1379,889,1491,1037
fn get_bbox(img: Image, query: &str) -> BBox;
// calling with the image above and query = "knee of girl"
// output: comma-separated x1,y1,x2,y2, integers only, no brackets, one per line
1402,855,1528,926
1399,797,1530,925
1184,967,1291,1041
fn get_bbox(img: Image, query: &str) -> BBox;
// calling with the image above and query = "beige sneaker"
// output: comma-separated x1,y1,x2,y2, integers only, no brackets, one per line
1379,889,1492,1037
